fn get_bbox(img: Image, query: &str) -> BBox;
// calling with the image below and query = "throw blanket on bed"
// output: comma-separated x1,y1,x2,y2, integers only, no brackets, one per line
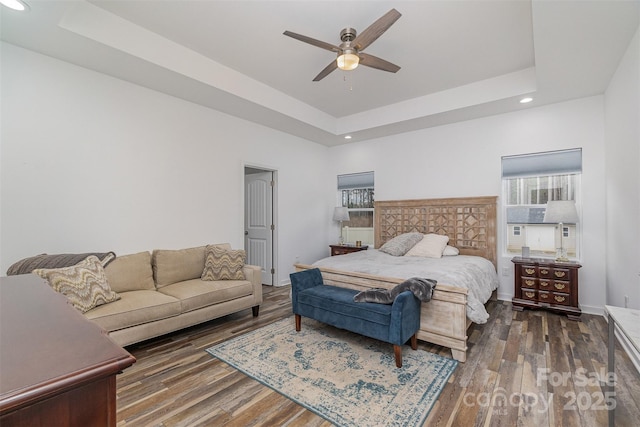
353,277,437,304
6,252,116,276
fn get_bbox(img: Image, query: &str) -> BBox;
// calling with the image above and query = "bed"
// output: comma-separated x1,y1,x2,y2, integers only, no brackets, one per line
295,196,499,362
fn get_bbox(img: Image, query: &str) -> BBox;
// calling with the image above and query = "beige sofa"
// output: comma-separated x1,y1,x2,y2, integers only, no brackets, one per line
85,244,262,347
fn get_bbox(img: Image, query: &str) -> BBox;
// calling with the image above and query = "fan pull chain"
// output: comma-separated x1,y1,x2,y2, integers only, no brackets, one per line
343,72,354,91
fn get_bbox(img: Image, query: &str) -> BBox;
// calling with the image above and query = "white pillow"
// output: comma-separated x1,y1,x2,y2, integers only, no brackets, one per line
404,234,450,258
443,245,460,256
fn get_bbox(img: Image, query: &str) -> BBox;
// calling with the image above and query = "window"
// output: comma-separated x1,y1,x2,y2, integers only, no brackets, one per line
337,172,374,245
502,149,581,259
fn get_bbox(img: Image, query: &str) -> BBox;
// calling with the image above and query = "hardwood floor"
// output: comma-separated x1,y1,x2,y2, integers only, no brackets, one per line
116,286,640,426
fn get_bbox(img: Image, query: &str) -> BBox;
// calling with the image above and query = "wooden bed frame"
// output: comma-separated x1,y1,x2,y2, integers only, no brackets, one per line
296,196,497,362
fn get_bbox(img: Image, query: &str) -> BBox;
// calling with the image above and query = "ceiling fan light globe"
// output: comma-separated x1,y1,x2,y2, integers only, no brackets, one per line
337,53,359,71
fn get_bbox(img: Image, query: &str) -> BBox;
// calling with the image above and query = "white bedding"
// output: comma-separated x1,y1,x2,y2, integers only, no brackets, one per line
313,249,499,324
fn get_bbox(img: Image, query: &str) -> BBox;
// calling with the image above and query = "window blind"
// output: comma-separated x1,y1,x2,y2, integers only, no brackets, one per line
501,148,582,178
337,171,375,190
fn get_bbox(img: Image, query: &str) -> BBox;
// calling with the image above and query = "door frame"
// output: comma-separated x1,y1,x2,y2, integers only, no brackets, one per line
243,163,278,286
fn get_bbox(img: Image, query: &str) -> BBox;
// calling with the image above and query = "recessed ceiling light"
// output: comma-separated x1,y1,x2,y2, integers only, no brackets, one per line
0,0,29,11
520,97,533,104
344,135,352,139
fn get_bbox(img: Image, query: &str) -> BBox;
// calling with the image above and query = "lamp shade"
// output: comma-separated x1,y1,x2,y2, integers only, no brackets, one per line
543,200,579,224
333,207,350,222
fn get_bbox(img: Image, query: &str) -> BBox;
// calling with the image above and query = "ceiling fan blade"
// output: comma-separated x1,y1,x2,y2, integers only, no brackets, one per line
358,53,401,73
353,9,402,51
313,60,338,81
283,31,340,52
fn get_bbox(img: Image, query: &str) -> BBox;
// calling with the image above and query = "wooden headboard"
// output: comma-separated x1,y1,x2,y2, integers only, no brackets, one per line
374,196,498,268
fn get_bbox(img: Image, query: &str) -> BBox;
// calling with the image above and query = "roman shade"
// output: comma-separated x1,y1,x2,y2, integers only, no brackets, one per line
501,148,582,179
337,171,374,190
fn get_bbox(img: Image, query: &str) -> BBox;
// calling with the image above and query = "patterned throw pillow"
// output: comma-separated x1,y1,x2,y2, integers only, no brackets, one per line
378,232,424,256
33,255,120,313
201,245,246,281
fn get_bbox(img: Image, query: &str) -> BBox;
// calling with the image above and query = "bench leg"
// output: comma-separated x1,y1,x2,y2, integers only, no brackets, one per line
295,314,301,332
411,334,417,350
252,306,260,317
394,345,402,368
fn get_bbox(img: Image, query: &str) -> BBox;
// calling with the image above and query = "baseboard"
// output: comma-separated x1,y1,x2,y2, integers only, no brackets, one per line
581,304,604,316
497,294,604,316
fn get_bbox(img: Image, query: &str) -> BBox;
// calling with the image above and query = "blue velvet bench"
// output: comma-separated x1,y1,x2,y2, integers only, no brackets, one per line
290,268,421,368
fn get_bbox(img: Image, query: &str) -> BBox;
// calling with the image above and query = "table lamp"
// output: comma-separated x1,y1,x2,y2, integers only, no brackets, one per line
543,200,578,262
333,207,350,245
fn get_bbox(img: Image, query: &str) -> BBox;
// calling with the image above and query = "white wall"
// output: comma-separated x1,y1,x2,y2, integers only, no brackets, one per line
0,43,330,285
328,97,607,314
604,28,640,309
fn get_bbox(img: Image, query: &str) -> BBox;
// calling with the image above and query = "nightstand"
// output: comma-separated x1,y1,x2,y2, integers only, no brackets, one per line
330,244,369,256
511,257,582,320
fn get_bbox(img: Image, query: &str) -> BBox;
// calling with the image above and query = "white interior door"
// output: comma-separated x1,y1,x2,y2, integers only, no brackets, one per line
245,171,273,285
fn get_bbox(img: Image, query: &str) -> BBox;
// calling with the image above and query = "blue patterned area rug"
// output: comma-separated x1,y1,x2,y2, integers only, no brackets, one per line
206,317,458,427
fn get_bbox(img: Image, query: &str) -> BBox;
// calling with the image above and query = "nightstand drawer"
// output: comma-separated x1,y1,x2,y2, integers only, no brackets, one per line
521,277,538,289
538,291,551,304
552,269,570,280
538,266,552,278
551,292,571,306
539,279,552,290
552,281,570,294
522,290,537,301
522,266,538,277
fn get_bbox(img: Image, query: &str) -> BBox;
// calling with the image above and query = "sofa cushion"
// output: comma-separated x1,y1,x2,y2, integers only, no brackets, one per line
104,251,155,293
84,290,181,332
201,246,246,281
152,244,231,288
159,278,253,313
298,285,392,326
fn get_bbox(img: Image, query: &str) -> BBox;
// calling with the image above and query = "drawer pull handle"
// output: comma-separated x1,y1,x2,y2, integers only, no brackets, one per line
554,283,566,290
525,268,535,275
525,279,535,286
539,293,549,300
540,269,549,275
554,295,566,303
555,271,566,278
525,291,535,298
539,282,549,288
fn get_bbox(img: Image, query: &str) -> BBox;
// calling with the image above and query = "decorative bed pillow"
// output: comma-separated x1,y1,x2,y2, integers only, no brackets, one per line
378,233,424,256
443,245,460,256
201,245,246,281
404,234,450,258
33,255,120,313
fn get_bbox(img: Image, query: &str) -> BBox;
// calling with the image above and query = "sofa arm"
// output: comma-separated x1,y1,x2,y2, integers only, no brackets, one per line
290,268,323,313
243,264,263,304
389,290,421,345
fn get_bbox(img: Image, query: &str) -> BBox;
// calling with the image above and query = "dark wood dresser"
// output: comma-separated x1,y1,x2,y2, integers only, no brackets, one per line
0,274,136,426
511,257,582,320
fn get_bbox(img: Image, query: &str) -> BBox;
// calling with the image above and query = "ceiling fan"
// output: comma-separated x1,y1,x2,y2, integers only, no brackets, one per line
283,9,402,81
